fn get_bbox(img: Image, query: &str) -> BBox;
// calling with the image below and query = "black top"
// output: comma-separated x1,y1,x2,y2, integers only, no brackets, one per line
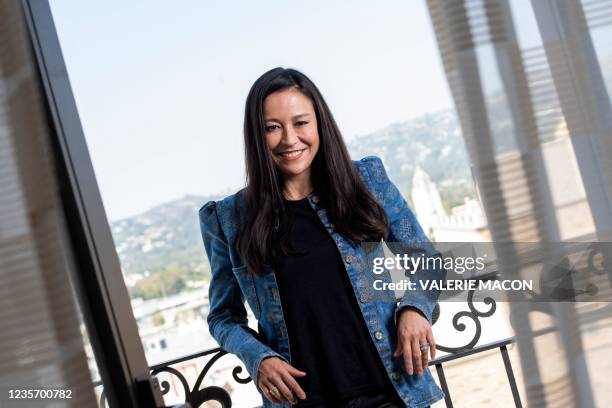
273,196,396,407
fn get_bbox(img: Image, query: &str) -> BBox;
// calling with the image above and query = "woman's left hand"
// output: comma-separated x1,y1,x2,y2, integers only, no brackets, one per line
392,307,436,376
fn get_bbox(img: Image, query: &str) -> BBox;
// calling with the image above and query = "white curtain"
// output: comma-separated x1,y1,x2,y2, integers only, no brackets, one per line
0,1,97,406
426,0,612,407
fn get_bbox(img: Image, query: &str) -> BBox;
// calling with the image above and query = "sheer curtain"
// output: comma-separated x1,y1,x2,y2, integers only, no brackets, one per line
426,0,612,407
0,1,96,406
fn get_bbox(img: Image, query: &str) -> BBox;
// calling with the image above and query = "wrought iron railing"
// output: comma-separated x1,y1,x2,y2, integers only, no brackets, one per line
95,337,522,408
94,299,612,408
94,347,250,407
94,273,523,408
432,336,521,408
148,347,250,407
93,266,612,408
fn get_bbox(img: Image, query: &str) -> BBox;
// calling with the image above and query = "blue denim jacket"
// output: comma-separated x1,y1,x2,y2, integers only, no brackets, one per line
199,156,446,408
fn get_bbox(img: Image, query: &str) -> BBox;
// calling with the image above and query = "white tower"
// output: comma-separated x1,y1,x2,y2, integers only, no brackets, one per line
411,165,446,236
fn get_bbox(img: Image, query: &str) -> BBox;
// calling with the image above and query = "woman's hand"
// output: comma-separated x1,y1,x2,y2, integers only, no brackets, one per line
392,307,436,376
258,357,307,405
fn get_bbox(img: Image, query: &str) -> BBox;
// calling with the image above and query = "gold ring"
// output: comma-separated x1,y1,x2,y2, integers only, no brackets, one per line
268,386,280,398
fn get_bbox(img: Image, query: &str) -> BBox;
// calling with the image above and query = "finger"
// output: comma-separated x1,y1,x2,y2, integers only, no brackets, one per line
427,330,436,360
261,379,282,404
281,370,307,400
393,340,401,358
285,364,307,377
271,374,297,404
258,376,269,396
402,341,413,376
412,337,423,376
420,334,429,371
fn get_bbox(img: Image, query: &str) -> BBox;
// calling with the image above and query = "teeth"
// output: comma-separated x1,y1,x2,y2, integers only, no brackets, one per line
280,149,304,158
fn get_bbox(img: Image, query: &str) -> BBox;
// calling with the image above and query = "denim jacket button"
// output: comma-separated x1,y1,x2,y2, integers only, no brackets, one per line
375,331,384,340
270,287,278,299
345,255,354,264
359,293,369,303
391,371,402,381
311,195,320,203
330,223,335,229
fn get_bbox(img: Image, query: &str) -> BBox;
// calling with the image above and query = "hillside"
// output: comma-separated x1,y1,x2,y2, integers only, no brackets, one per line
112,194,219,278
347,110,472,195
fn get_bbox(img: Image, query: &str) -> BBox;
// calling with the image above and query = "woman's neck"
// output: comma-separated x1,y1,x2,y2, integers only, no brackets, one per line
282,173,314,201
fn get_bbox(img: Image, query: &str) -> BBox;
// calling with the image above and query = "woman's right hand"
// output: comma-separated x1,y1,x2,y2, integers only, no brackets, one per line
258,357,307,405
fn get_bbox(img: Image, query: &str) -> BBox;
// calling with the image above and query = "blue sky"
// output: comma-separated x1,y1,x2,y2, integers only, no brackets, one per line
49,0,455,221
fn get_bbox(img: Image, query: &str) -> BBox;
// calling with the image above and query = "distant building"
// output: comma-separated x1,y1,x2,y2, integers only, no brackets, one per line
411,166,489,242
410,120,595,243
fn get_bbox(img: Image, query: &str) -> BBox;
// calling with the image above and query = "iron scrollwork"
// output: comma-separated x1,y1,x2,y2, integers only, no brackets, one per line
150,348,250,408
94,347,252,408
434,289,497,353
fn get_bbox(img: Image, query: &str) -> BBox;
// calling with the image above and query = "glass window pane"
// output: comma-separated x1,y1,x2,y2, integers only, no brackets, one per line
48,1,492,406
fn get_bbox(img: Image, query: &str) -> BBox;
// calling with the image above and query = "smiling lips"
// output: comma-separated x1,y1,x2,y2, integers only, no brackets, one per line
277,147,307,160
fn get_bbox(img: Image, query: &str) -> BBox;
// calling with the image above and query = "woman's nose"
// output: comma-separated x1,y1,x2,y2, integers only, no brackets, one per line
281,127,299,145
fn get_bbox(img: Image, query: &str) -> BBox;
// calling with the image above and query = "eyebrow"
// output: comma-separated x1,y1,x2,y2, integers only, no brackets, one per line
265,113,311,122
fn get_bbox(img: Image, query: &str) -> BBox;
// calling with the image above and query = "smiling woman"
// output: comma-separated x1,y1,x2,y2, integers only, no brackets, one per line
199,67,446,408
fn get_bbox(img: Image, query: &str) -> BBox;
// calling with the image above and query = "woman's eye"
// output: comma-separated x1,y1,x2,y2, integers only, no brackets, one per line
295,121,308,126
265,125,279,132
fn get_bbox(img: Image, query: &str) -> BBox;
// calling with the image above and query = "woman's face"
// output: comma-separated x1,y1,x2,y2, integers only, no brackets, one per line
263,88,320,179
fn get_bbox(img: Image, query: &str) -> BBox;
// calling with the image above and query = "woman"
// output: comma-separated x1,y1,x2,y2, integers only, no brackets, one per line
199,67,446,408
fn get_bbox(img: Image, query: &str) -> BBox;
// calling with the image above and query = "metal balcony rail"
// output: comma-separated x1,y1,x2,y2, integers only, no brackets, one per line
92,261,612,408
431,336,521,408
93,299,612,408
93,269,494,407
93,337,522,408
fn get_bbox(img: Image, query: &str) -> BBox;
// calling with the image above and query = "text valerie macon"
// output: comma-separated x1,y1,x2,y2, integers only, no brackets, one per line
373,278,534,292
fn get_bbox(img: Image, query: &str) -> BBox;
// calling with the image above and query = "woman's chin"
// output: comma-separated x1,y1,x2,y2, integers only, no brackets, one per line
279,164,310,178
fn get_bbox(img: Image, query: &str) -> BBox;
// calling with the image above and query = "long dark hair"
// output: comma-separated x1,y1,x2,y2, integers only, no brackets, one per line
236,67,388,276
